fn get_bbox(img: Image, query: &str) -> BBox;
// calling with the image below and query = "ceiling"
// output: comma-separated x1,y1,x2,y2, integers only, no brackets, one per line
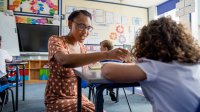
93,0,168,8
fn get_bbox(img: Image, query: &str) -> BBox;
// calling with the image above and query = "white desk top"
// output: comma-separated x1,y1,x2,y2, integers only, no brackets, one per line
74,67,111,83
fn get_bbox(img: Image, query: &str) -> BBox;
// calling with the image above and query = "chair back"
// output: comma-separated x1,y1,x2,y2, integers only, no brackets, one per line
196,101,200,112
81,80,89,88
0,83,12,92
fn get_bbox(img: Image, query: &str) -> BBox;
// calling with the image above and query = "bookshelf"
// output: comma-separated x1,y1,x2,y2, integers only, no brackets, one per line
22,60,49,80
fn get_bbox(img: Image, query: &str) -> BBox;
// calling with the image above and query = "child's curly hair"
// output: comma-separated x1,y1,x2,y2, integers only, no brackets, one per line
131,17,200,63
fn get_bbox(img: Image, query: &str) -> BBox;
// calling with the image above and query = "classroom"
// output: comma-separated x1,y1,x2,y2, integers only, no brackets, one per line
0,0,200,112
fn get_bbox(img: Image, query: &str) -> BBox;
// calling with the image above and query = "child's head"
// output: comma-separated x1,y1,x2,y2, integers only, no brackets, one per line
132,17,200,63
100,40,113,51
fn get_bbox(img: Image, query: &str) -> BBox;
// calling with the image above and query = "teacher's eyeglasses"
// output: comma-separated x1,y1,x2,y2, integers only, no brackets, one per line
73,21,93,32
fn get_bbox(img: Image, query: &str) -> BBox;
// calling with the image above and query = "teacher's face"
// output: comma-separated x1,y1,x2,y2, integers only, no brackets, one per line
69,14,93,43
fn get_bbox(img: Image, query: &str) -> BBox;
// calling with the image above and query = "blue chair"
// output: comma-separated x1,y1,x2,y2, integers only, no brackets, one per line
196,101,200,112
81,80,96,102
0,83,15,112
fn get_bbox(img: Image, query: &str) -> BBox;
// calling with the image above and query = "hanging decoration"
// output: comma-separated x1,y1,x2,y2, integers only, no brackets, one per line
16,16,49,24
109,32,118,40
116,25,124,34
9,0,21,10
118,35,126,44
8,0,58,15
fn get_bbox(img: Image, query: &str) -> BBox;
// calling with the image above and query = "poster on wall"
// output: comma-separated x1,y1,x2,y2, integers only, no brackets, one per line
15,16,52,25
114,13,122,24
65,6,76,14
0,0,5,11
76,7,87,11
94,9,105,24
8,0,58,15
132,17,142,26
85,31,101,44
121,16,128,25
106,12,114,24
129,26,135,43
62,26,69,36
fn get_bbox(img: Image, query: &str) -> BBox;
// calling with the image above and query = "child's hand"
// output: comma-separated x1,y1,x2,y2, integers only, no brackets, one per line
123,55,134,63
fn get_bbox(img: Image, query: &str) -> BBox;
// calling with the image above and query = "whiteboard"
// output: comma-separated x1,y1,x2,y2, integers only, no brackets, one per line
0,11,20,56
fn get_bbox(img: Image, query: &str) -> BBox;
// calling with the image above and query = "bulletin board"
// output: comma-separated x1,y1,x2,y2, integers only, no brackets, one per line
61,0,148,52
7,0,58,16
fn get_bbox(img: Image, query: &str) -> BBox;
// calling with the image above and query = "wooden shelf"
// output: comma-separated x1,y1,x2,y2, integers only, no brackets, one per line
26,60,49,81
30,68,41,69
26,80,47,84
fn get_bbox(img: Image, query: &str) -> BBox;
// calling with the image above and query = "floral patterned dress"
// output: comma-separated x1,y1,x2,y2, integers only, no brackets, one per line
44,35,95,112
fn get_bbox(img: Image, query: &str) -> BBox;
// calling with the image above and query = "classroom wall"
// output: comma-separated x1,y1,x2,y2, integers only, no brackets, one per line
4,0,148,56
61,0,148,46
155,0,200,41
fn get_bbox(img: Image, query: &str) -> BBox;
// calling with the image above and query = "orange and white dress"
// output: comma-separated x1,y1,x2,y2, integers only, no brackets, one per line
44,35,95,112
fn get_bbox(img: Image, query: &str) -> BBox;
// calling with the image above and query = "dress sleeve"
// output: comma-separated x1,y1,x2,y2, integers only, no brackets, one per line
48,35,68,61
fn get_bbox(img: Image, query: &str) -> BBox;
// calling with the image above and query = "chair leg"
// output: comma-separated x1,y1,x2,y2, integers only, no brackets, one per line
8,88,15,112
106,89,108,95
123,88,132,112
0,90,8,112
92,87,95,103
116,88,119,102
88,86,92,100
132,87,135,94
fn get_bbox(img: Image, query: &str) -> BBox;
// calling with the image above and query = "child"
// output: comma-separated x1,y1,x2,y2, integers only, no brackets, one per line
0,35,13,104
101,17,200,112
100,40,117,102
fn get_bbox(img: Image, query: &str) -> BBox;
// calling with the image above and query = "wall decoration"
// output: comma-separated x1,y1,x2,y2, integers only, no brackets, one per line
15,16,51,24
109,32,117,40
132,17,142,26
65,6,76,14
94,9,105,24
85,45,100,52
0,0,5,11
116,25,124,34
118,35,126,44
8,0,58,15
114,13,122,24
87,8,94,15
76,7,87,11
87,8,95,23
106,12,114,24
121,16,128,25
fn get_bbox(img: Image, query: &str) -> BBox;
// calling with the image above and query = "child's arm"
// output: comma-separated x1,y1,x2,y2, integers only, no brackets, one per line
101,63,146,83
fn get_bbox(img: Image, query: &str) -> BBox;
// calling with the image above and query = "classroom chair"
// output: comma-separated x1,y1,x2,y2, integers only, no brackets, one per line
0,83,15,112
81,80,96,102
196,101,200,112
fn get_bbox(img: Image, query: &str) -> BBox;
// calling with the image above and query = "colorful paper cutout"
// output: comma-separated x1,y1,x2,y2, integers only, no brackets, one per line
116,25,124,34
109,32,117,40
118,35,126,44
16,16,49,25
9,0,58,15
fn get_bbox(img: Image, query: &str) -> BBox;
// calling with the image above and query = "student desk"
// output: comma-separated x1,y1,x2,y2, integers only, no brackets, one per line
6,61,28,111
74,67,140,112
